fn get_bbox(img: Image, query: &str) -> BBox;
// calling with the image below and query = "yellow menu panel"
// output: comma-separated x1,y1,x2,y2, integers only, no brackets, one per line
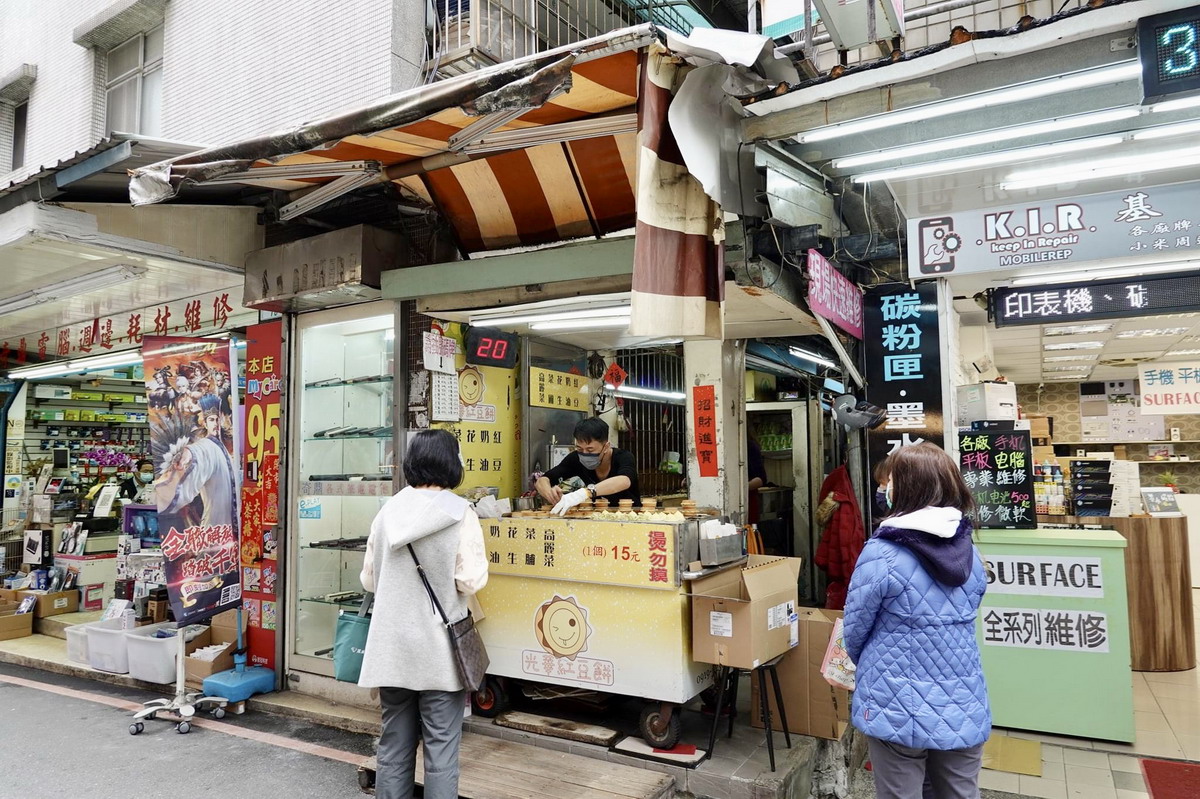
529,366,586,411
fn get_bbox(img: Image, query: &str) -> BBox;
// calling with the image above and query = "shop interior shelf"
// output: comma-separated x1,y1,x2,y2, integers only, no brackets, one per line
303,434,392,441
304,375,393,390
761,449,792,459
306,543,368,552
299,595,367,607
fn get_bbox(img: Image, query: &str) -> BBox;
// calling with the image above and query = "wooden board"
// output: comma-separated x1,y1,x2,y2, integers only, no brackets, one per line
495,710,621,746
359,733,674,799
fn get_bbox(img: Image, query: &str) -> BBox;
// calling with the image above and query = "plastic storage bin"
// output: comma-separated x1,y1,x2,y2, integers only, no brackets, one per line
87,619,132,673
66,619,123,664
124,622,179,683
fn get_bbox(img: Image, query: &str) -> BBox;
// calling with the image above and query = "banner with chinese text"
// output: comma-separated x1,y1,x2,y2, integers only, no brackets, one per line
240,322,282,667
864,283,944,523
146,336,241,625
530,367,586,411
691,385,718,478
1139,359,1200,415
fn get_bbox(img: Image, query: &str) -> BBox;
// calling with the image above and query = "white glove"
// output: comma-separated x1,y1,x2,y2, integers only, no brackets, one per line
552,488,590,516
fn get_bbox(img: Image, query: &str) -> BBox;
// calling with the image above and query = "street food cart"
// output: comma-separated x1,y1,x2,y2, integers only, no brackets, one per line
474,511,717,748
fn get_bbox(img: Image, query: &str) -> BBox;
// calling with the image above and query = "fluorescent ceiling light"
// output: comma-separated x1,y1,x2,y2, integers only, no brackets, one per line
789,347,837,368
1132,120,1200,141
1011,260,1195,285
1044,324,1112,337
1115,327,1189,338
605,383,686,401
852,137,1120,183
1044,341,1105,350
9,349,144,379
833,108,1140,169
1002,144,1200,191
530,317,630,331
1044,365,1091,372
1167,349,1200,356
473,306,631,326
0,265,148,315
1150,95,1200,113
462,114,638,155
798,61,1140,143
1044,354,1098,362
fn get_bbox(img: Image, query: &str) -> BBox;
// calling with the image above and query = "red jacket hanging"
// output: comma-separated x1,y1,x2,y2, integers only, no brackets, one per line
814,465,866,610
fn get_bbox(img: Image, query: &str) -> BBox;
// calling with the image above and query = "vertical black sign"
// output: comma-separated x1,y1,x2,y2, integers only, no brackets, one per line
958,430,1036,529
864,283,944,524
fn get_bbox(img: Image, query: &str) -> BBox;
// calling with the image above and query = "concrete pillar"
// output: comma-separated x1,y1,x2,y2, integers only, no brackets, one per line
684,339,747,521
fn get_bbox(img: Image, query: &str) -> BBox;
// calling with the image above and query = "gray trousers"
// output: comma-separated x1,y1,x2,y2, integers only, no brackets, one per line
377,687,466,799
867,736,984,799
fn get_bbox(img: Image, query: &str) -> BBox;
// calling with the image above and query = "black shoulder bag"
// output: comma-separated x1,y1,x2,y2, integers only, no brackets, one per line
408,544,489,691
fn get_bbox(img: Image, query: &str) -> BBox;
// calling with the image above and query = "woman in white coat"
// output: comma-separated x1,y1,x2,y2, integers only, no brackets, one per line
359,429,489,799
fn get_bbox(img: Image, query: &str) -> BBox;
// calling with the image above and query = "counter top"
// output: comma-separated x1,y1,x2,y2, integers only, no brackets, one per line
976,526,1128,548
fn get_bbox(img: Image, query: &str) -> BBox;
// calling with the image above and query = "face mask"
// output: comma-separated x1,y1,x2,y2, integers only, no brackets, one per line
578,452,602,470
139,472,154,483
885,482,894,510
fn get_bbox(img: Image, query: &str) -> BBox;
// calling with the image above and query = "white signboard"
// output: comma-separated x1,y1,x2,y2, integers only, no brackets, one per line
1138,360,1200,415
984,555,1104,598
981,607,1109,653
431,372,461,422
422,331,457,375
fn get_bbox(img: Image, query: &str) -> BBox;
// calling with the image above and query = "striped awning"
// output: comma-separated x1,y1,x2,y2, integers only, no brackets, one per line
130,26,656,253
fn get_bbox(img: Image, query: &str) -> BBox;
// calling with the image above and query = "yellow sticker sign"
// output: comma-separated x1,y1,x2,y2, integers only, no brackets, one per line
529,366,586,411
485,518,676,590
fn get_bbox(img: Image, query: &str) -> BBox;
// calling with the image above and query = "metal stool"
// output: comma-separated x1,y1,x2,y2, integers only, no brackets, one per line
705,654,792,771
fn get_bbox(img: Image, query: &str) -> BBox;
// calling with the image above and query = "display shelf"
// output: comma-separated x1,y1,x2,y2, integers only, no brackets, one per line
299,595,367,607
1056,440,1200,445
748,401,803,412
303,433,393,441
304,375,393,389
306,543,368,552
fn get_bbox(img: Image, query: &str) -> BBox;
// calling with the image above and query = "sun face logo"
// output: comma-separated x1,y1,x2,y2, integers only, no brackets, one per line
459,367,485,406
534,595,592,660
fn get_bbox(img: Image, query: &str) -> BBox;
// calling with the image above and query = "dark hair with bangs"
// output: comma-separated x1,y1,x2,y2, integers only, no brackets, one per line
403,429,464,489
573,417,609,444
885,442,974,517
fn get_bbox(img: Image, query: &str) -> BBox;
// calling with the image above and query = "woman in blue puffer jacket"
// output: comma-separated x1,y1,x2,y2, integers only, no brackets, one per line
844,442,990,799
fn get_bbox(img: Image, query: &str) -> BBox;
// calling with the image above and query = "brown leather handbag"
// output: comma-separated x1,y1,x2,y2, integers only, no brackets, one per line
408,544,489,691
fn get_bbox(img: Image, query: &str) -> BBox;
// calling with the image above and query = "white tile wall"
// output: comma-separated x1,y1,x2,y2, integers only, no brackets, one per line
0,0,424,183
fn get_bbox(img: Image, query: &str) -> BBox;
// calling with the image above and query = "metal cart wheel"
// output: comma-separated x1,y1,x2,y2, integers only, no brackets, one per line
212,707,226,719
638,702,682,750
176,721,191,734
472,677,511,718
129,722,144,736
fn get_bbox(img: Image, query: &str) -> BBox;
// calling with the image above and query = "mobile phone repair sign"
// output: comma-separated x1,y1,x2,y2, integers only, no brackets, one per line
906,181,1200,278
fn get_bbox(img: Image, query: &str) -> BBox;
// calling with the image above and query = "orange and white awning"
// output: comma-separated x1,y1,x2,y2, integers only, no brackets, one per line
130,26,655,253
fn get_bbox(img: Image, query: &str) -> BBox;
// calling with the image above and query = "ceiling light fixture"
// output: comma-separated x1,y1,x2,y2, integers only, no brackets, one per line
1002,143,1200,191
1115,327,1190,338
1011,259,1197,286
1132,119,1200,141
529,317,631,331
798,61,1140,143
832,108,1140,170
0,265,148,315
604,383,686,401
789,347,838,368
472,305,631,327
1043,324,1113,337
1044,341,1105,350
8,349,144,380
852,137,1121,184
1044,354,1099,362
1044,365,1092,372
1166,349,1200,356
1150,95,1200,113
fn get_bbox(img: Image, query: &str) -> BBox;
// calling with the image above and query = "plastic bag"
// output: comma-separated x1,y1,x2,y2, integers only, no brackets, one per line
820,616,856,690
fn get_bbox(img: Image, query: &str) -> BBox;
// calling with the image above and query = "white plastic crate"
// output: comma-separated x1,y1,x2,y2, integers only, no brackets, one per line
65,619,123,664
87,620,132,673
125,623,207,684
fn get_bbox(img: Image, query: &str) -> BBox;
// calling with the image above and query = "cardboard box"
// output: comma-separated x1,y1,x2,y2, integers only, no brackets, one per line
750,608,851,741
0,601,35,641
1025,414,1053,440
17,589,79,618
183,613,245,687
690,555,803,670
957,381,1017,424
81,584,107,611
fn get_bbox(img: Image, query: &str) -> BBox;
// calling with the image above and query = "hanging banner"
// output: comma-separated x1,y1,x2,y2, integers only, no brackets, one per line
864,283,944,518
692,385,718,478
907,181,1200,279
1139,359,1200,415
806,250,864,340
241,322,282,668
146,336,241,625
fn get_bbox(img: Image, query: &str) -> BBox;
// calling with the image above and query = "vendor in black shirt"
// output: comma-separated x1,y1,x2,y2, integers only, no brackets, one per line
536,417,640,515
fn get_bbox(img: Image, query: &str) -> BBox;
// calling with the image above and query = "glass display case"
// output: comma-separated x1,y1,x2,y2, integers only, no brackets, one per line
290,303,398,673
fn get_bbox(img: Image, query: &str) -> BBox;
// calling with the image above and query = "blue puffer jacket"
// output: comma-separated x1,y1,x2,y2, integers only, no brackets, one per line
843,506,990,750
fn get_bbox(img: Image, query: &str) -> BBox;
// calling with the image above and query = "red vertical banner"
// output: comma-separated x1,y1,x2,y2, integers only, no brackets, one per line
692,385,718,478
242,321,283,669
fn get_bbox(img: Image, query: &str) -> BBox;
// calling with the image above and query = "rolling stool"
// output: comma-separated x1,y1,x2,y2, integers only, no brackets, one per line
705,654,791,771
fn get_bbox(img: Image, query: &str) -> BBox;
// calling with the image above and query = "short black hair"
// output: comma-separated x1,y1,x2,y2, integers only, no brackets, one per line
404,429,464,489
573,417,609,444
135,459,153,471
